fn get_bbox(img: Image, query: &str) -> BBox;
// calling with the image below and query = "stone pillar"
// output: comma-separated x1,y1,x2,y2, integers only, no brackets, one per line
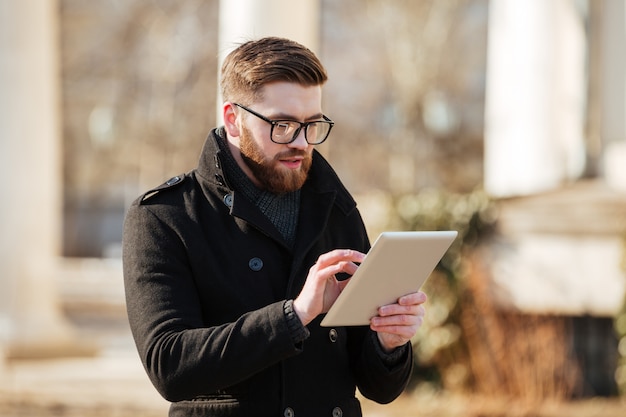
601,0,626,191
216,0,321,122
484,0,587,197
0,0,91,359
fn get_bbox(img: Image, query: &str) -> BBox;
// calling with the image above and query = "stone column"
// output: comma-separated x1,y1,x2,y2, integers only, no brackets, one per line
0,0,91,359
484,0,587,197
216,0,321,122
601,0,626,191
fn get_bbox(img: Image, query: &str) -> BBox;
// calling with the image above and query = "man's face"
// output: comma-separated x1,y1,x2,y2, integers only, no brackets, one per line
239,123,312,194
231,82,323,194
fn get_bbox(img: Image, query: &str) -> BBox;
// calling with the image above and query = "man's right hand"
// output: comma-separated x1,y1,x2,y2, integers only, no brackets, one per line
292,249,365,326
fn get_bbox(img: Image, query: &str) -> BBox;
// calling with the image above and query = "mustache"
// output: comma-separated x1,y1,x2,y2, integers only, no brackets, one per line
275,150,308,160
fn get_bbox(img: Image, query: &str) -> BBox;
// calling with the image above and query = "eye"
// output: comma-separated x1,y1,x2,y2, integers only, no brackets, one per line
273,121,295,137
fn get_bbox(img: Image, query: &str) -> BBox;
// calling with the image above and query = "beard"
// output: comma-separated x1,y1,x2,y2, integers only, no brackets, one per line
239,125,312,194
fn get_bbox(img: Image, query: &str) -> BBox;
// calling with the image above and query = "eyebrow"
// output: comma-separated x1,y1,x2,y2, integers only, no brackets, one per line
270,111,325,122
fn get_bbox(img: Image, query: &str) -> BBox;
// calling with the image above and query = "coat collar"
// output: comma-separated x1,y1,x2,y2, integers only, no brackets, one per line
194,128,358,251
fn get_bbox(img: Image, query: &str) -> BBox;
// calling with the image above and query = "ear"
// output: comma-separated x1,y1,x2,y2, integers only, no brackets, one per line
223,102,241,138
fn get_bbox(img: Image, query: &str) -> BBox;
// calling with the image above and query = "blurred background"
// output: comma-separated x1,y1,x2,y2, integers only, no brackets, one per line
1,0,626,416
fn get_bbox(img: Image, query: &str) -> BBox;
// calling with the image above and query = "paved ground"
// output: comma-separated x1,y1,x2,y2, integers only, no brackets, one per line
0,355,168,417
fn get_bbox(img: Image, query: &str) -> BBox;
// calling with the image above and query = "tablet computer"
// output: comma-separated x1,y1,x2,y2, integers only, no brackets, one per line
320,230,458,327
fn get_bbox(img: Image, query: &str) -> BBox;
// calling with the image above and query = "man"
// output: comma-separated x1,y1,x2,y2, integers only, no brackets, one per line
123,37,427,417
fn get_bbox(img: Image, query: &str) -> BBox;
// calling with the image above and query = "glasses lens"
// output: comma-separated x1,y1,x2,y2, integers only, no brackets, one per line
272,121,299,143
306,121,332,144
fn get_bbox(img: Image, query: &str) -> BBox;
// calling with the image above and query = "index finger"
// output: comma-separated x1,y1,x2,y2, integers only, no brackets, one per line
316,249,366,268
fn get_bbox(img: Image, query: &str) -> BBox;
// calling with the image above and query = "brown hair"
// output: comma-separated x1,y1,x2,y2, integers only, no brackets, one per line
220,37,328,105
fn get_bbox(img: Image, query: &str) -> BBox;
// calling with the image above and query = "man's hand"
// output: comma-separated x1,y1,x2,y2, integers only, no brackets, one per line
293,249,365,326
370,291,427,353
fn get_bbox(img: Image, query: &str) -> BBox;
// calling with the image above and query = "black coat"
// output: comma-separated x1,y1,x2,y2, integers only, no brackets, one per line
123,129,413,417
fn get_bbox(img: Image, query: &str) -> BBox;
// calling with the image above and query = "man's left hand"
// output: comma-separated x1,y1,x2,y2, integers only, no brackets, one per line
369,291,427,353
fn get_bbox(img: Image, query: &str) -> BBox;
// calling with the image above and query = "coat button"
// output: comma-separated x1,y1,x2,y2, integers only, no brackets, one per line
166,176,181,186
329,328,338,343
284,407,295,417
249,257,263,271
332,407,343,417
223,193,233,207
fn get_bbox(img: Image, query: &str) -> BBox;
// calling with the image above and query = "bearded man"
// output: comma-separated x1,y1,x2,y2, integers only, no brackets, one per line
123,37,427,417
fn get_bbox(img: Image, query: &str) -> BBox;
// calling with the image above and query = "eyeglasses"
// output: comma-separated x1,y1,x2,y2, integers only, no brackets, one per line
233,103,334,145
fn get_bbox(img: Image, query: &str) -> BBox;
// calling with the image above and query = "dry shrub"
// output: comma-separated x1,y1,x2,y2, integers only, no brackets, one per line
457,249,582,400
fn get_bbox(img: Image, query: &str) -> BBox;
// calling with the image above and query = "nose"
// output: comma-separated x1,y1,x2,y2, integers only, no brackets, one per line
288,127,309,149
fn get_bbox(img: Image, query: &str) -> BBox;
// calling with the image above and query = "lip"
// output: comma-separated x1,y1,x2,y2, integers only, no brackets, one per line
279,157,303,169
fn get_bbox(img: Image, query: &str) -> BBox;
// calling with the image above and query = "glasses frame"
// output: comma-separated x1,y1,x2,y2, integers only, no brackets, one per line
233,103,334,145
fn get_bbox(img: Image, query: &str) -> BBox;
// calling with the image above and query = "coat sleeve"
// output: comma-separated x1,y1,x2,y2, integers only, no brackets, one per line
122,202,303,402
351,330,413,403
